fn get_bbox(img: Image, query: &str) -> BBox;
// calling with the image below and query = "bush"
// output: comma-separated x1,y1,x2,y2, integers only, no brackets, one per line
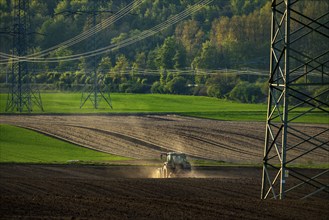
205,74,239,98
207,85,221,98
166,76,188,94
151,81,166,94
229,81,265,103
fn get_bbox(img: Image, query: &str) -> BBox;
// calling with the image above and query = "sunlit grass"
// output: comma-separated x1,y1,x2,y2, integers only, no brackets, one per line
0,124,130,163
0,92,327,123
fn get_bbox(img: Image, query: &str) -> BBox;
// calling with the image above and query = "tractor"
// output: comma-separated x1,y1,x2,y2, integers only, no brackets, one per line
158,152,192,178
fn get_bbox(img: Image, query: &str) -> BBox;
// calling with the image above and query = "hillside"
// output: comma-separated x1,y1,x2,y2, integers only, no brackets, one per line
0,0,327,103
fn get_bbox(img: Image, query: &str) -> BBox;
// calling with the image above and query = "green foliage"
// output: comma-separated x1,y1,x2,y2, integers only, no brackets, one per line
0,124,130,163
151,81,165,94
166,76,187,94
1,0,273,71
192,41,221,69
156,37,180,69
229,81,265,103
1,1,327,105
205,74,239,99
231,0,268,15
206,84,221,98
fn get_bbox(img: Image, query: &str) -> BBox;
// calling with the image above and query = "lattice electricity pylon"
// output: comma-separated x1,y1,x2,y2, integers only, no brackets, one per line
5,0,43,112
261,0,329,200
80,1,112,109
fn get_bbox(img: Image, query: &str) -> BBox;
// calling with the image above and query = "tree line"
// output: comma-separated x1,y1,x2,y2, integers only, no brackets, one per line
0,0,326,103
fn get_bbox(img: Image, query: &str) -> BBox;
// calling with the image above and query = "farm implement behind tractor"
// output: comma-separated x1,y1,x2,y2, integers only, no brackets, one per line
158,152,192,178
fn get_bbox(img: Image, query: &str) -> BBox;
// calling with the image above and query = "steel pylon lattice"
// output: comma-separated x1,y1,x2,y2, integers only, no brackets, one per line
5,0,43,113
80,1,112,110
261,0,329,199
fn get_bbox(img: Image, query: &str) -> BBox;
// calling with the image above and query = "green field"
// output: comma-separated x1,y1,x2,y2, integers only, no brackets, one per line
1,93,327,123
0,124,130,163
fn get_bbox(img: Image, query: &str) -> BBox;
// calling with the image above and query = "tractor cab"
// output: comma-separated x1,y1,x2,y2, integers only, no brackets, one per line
167,153,188,164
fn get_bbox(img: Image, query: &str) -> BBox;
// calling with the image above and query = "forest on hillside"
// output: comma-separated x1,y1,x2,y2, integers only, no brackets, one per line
0,0,327,103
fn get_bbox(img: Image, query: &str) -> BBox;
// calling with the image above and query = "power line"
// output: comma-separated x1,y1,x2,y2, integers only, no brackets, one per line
0,0,213,64
0,0,144,62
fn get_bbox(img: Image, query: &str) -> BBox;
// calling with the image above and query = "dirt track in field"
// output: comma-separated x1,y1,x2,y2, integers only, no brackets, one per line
0,164,328,219
0,114,328,164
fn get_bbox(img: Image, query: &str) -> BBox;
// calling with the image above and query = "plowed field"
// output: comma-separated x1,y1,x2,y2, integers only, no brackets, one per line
1,165,328,219
0,115,328,219
1,115,328,164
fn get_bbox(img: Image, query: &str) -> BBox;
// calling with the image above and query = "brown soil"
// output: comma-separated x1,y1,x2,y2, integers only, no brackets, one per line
0,115,327,164
0,115,328,219
1,164,328,220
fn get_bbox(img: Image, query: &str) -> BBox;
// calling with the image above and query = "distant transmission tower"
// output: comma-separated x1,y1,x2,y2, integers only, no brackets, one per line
261,0,328,199
5,0,43,112
80,0,112,109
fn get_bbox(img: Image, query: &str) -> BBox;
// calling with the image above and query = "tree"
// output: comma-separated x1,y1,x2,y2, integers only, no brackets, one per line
109,54,129,91
205,73,239,98
49,47,75,72
156,37,177,69
192,41,221,69
97,57,112,74
134,52,147,69
173,48,186,69
229,81,265,103
166,76,188,94
146,49,158,70
59,71,74,90
151,81,165,94
175,20,204,62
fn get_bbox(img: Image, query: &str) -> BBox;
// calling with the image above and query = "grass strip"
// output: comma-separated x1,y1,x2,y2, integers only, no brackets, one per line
0,124,130,163
1,93,327,123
